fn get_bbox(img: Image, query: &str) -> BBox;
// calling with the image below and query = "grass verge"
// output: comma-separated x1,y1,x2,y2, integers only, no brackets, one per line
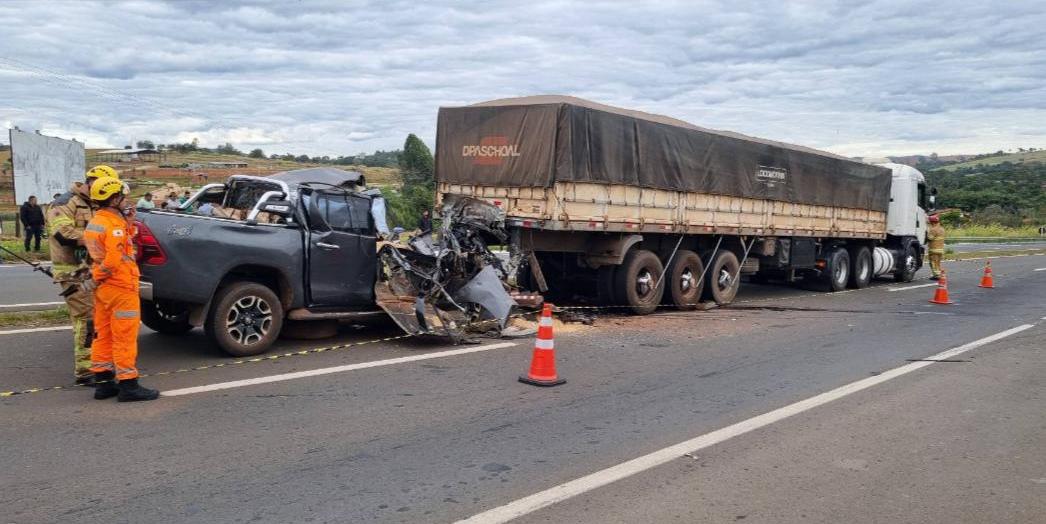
944,248,1046,261
0,306,69,329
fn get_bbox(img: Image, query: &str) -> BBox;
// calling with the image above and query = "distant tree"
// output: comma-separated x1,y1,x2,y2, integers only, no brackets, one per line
216,142,242,155
248,148,266,159
124,145,132,149
269,153,279,160
295,154,310,163
399,133,434,187
135,140,155,149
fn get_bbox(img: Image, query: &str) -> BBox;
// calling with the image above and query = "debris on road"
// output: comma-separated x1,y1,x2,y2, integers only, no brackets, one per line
376,195,523,342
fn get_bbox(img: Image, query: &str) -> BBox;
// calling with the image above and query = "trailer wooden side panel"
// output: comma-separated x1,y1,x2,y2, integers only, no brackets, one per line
439,182,887,239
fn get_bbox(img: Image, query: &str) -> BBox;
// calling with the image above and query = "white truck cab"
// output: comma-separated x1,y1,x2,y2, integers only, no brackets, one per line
878,162,931,246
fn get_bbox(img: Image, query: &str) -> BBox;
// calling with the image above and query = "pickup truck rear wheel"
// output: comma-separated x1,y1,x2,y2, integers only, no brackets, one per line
205,282,283,357
140,300,193,335
616,249,664,315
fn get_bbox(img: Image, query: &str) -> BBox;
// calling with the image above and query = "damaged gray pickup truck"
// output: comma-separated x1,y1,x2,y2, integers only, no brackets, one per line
135,167,519,356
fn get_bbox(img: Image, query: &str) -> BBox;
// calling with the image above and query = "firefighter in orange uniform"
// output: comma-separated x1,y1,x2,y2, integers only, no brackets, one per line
83,176,159,401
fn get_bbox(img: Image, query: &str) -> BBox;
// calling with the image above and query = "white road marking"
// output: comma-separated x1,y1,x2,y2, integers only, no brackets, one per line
1034,268,1046,271
163,342,518,397
457,324,1035,524
0,325,72,335
0,301,64,310
886,283,937,292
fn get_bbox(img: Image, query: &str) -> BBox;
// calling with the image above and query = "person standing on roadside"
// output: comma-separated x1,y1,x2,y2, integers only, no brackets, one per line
48,165,117,385
136,192,155,210
418,209,432,232
19,195,45,252
926,214,946,280
83,176,159,402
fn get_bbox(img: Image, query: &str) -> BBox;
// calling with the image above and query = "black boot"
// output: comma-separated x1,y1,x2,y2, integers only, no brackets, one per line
117,378,160,402
93,371,119,400
75,374,96,388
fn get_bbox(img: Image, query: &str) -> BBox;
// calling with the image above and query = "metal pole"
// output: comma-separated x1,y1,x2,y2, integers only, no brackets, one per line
653,234,685,292
731,236,755,285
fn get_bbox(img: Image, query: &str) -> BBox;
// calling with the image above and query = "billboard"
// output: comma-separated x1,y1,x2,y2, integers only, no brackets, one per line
10,128,85,205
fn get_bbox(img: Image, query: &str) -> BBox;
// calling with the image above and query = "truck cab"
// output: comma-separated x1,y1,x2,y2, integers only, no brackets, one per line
880,162,931,245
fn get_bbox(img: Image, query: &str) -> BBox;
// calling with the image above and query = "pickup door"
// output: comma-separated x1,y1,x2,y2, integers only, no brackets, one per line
306,191,377,306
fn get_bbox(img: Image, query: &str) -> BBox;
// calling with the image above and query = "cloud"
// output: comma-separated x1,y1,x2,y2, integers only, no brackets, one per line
0,0,1044,156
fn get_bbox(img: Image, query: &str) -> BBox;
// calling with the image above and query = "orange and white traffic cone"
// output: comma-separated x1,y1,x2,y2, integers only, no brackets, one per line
519,303,565,387
978,260,995,288
929,271,954,305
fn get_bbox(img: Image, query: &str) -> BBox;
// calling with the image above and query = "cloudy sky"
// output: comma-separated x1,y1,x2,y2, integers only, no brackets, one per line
1,0,1044,157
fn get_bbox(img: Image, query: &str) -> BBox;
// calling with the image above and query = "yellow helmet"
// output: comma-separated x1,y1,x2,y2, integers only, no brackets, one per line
89,176,126,202
86,165,119,180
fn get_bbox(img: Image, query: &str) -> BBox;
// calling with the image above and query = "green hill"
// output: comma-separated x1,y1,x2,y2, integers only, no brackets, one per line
936,150,1046,171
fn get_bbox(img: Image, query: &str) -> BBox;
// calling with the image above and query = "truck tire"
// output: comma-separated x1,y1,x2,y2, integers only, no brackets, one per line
205,281,284,357
822,247,850,292
893,243,918,283
848,246,872,289
615,249,664,315
140,300,193,335
703,250,741,305
597,265,619,306
664,250,704,310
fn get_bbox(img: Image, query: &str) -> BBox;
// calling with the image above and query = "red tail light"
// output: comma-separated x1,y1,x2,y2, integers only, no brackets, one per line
135,220,167,265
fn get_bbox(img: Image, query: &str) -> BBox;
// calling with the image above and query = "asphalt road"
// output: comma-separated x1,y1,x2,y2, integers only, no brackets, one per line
1,253,1044,523
0,263,63,311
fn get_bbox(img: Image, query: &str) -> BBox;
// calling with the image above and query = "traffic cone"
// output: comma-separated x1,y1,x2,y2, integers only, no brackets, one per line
929,271,954,305
519,303,565,387
978,260,995,288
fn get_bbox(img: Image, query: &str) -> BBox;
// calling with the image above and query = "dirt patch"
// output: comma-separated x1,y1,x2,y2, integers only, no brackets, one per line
507,315,592,334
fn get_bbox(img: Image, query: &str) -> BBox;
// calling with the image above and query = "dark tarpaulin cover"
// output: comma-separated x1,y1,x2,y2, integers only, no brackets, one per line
436,95,892,211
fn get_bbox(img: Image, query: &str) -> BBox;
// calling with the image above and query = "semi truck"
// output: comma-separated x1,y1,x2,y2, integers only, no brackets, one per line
435,95,935,313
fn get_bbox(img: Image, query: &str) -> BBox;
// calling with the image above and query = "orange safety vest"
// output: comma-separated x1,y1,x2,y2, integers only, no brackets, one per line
83,208,140,291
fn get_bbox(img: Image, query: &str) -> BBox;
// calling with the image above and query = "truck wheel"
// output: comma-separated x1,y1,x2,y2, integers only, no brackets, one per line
140,300,193,335
848,246,872,289
823,247,850,292
597,265,619,306
205,281,284,357
703,250,741,305
664,250,704,310
615,249,664,315
893,244,918,283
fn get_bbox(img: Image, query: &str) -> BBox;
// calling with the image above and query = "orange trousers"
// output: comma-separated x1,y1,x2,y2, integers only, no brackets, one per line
89,283,141,380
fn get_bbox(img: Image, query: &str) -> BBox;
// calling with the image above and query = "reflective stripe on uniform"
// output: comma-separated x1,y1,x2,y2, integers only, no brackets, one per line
117,367,138,376
48,216,74,232
85,223,106,233
114,310,139,319
91,362,115,371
